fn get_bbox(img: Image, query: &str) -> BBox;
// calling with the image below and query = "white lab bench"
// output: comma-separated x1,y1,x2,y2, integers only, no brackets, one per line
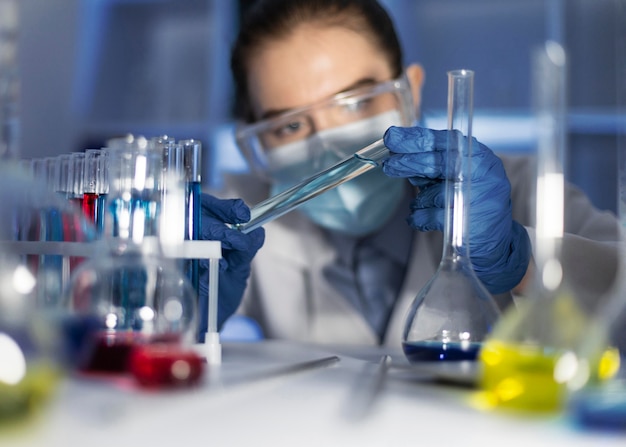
8,340,626,447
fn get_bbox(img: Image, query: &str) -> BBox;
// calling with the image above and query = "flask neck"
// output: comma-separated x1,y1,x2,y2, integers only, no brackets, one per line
440,178,471,263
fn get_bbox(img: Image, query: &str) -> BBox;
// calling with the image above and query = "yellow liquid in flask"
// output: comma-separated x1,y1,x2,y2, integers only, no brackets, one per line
0,361,61,430
479,340,566,412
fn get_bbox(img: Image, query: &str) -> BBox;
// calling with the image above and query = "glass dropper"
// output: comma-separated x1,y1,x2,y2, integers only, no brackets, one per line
233,139,390,234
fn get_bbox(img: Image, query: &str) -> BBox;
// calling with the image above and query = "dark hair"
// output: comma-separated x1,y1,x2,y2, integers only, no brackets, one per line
231,0,403,122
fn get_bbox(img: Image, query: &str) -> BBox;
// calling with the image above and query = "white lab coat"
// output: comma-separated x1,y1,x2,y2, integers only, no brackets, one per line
220,154,620,348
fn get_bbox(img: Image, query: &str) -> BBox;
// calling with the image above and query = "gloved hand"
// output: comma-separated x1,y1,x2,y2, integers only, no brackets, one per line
382,126,531,294
198,194,265,337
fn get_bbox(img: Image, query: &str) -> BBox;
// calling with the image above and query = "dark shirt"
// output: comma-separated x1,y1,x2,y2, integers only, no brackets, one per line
322,184,414,342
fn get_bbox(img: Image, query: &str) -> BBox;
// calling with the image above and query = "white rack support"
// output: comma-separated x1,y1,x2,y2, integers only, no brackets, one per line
166,241,224,365
0,239,223,364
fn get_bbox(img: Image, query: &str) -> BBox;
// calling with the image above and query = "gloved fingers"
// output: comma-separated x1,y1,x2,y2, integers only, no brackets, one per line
383,126,448,154
408,177,438,188
201,219,264,251
383,126,458,180
223,227,265,270
472,221,532,294
407,207,445,232
406,178,445,232
383,126,503,180
411,182,445,210
201,193,251,224
382,151,447,180
199,227,265,272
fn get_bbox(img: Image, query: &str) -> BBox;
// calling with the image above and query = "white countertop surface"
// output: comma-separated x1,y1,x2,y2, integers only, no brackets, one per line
7,340,626,447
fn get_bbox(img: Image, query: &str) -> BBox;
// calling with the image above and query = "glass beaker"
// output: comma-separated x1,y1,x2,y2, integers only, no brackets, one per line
402,70,500,363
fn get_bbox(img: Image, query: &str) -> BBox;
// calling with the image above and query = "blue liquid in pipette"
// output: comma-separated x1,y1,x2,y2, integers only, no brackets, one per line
403,340,480,362
237,155,377,234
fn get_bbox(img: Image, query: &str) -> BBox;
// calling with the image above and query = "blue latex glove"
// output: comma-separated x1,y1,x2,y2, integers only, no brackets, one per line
198,194,265,338
382,126,531,294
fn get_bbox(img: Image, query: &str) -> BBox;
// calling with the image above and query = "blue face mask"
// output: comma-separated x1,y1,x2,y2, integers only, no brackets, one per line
268,111,406,237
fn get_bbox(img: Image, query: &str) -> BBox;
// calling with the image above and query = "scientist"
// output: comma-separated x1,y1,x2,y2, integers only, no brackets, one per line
199,0,620,345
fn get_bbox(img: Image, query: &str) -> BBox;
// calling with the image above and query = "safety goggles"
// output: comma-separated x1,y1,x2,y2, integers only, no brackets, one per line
235,73,415,180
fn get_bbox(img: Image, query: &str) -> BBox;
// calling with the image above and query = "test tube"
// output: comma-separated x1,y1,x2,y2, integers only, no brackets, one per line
234,139,389,234
82,149,102,225
53,154,71,199
96,149,109,234
69,152,85,209
105,140,163,241
180,138,202,295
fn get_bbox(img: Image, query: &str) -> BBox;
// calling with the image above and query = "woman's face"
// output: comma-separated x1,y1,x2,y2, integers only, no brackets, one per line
246,24,398,128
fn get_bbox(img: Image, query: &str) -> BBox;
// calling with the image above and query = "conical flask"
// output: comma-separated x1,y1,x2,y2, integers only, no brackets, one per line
402,70,500,363
566,249,626,429
478,42,594,412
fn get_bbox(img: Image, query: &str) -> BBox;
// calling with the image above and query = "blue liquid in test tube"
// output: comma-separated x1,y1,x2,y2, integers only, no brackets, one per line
181,139,202,297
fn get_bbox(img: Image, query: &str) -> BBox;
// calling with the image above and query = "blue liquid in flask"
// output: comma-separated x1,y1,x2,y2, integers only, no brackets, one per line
402,340,480,362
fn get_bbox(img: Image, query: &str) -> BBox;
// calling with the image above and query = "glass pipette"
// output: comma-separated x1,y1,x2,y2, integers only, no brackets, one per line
233,139,390,234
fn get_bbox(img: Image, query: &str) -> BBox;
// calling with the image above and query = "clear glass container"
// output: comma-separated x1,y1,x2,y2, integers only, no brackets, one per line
565,15,626,426
0,160,96,427
402,70,500,363
66,138,197,373
478,42,594,413
66,237,198,344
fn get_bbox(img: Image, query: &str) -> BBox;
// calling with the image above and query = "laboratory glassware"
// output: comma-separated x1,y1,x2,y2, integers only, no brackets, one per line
128,342,205,388
401,69,500,364
0,254,61,425
478,42,594,412
68,152,85,209
66,237,199,372
233,138,390,234
567,21,626,427
104,139,163,240
82,149,103,225
180,139,202,295
96,149,109,233
0,161,97,425
52,154,71,199
567,251,626,429
67,139,198,373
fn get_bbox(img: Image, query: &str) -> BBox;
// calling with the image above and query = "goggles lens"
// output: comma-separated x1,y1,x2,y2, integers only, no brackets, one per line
236,75,415,180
